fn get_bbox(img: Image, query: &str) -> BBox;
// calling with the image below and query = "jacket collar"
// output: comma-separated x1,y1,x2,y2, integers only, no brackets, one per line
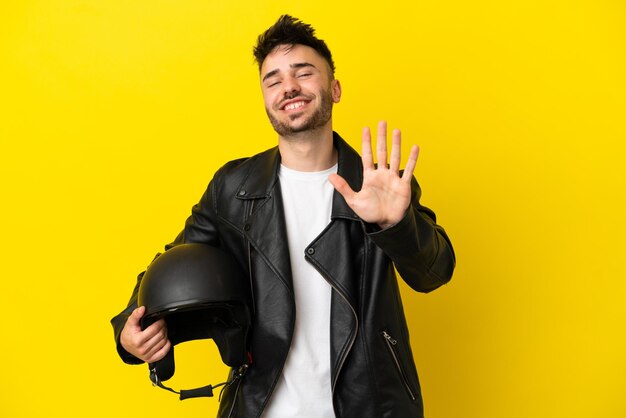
236,131,362,221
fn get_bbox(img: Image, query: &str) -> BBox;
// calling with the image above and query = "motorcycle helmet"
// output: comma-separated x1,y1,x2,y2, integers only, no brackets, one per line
137,243,252,399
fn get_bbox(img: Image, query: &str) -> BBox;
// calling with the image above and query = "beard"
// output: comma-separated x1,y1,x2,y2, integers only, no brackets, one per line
266,87,334,137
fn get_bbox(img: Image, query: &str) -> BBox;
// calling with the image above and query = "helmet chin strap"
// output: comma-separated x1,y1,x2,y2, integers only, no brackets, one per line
149,364,249,400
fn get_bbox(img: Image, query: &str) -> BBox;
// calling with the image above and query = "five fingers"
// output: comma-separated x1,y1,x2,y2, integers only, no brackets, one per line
362,121,419,180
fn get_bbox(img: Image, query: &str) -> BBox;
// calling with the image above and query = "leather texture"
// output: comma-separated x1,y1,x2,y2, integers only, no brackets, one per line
111,132,455,418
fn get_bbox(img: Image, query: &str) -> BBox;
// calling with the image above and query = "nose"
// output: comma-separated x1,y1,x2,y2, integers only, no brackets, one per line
282,75,300,97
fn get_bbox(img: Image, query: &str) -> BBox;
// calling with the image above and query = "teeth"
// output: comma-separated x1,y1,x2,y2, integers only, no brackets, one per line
284,101,306,111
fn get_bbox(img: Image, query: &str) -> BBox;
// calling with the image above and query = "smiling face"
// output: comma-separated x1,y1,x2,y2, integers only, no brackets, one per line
260,44,341,138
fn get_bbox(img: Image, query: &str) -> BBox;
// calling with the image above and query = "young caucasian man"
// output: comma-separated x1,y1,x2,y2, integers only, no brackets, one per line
111,14,455,418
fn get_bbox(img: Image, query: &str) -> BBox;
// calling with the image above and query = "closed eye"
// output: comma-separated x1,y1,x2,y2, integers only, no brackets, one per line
263,77,281,88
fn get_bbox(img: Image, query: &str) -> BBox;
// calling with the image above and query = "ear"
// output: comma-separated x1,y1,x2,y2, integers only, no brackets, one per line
331,79,342,103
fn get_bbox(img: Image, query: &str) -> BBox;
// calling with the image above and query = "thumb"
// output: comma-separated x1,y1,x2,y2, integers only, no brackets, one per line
128,306,145,328
328,173,355,202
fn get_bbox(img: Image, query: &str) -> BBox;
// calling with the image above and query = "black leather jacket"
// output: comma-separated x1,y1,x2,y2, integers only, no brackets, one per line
111,133,455,418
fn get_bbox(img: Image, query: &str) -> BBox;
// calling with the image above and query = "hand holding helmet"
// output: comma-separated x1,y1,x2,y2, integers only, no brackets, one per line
131,243,253,400
120,305,172,364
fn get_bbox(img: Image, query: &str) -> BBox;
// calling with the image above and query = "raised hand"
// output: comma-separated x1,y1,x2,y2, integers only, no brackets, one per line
329,121,419,229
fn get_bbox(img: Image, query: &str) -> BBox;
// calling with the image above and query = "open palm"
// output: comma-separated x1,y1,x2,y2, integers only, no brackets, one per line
329,121,420,229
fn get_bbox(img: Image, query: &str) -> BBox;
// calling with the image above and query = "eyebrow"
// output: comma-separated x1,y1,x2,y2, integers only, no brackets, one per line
262,62,318,82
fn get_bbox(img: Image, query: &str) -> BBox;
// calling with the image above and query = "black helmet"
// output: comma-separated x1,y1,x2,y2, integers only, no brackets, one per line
138,243,252,399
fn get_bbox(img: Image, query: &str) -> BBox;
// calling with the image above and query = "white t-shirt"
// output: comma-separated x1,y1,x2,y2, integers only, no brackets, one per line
261,163,338,418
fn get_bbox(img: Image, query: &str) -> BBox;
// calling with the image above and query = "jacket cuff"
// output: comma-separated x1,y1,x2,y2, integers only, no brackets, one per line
111,314,144,365
116,340,144,365
367,208,419,250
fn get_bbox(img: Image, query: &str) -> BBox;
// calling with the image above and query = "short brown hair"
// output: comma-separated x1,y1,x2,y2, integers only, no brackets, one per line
253,15,335,75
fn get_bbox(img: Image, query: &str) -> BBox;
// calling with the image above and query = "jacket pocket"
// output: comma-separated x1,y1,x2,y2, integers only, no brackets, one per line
381,330,417,401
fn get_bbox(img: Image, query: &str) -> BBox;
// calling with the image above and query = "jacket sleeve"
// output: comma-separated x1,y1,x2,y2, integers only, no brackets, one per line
110,173,223,364
366,175,455,293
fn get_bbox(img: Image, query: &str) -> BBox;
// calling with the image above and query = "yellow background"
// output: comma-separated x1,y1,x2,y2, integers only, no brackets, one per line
1,1,625,417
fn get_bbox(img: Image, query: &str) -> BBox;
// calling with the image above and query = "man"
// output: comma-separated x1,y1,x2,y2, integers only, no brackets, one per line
111,15,455,418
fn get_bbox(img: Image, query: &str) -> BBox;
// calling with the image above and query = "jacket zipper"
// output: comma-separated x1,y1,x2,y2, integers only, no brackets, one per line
229,199,254,417
243,200,300,417
305,247,358,399
245,199,256,316
226,373,243,418
382,331,417,401
302,221,361,403
329,284,358,396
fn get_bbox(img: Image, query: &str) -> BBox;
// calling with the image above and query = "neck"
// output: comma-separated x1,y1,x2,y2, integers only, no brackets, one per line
278,125,337,172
